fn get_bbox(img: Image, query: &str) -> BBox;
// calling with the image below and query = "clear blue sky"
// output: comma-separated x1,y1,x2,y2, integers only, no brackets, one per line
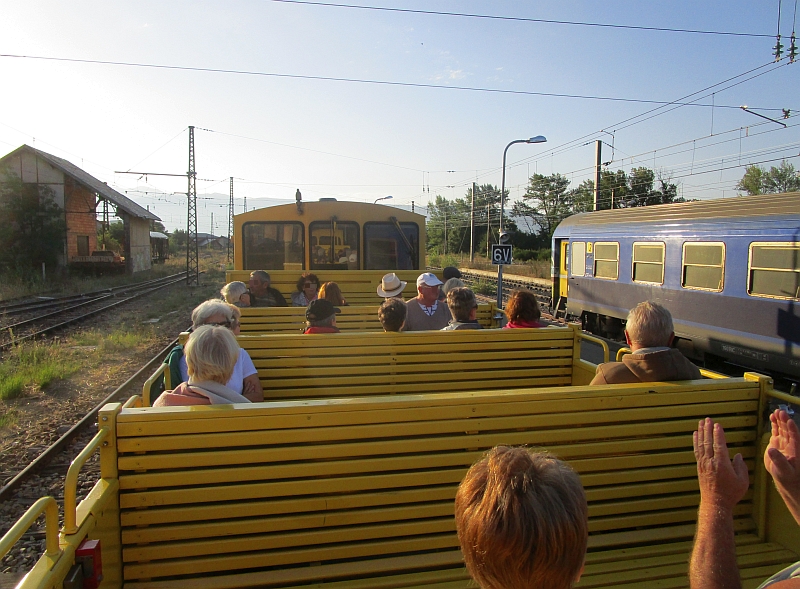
1,1,797,232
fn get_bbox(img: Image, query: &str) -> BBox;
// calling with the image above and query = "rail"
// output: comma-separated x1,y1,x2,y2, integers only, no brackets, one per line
578,331,609,363
0,496,60,560
63,428,109,535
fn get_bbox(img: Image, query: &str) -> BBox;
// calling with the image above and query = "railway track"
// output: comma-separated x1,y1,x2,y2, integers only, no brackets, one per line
0,272,188,350
446,268,552,308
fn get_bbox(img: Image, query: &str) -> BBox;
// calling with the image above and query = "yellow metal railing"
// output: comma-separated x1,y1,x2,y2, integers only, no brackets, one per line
0,496,60,561
578,332,609,363
63,428,109,535
142,363,169,407
616,346,631,361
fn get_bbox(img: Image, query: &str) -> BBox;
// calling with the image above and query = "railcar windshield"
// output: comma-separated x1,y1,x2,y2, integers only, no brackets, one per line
242,222,304,270
310,221,359,270
364,222,419,270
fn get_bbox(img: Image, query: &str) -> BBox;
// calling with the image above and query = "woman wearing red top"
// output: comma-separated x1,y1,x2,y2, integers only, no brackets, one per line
503,290,545,329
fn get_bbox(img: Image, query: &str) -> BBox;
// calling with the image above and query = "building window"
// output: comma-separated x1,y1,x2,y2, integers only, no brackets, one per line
310,221,359,270
77,235,90,257
632,242,665,284
682,242,725,291
748,242,800,300
242,222,304,270
570,241,585,276
593,242,619,280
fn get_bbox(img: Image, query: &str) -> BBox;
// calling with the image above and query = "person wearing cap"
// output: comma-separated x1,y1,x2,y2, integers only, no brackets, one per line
404,272,453,331
377,273,408,299
303,299,341,334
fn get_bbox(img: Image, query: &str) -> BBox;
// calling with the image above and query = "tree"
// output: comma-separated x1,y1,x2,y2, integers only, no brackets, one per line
513,173,571,240
568,179,595,213
0,172,67,276
736,160,800,195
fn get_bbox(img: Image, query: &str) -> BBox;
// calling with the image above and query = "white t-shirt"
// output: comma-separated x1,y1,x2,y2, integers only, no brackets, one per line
179,349,257,395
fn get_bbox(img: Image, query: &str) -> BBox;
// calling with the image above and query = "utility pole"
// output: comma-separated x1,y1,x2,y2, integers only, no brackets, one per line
101,199,109,249
244,196,247,213
486,203,490,259
470,183,476,263
594,140,602,211
186,125,199,286
211,212,214,236
444,208,447,255
228,176,234,263
411,201,414,213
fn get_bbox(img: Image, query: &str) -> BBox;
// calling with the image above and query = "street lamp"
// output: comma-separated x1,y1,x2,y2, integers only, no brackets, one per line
374,195,393,204
497,135,547,308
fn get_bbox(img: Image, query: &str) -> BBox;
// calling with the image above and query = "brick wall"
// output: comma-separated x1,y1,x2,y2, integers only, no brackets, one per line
65,177,97,259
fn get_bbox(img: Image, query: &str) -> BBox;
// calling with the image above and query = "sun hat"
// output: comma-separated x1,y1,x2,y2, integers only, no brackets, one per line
416,272,444,288
377,273,408,297
306,299,341,321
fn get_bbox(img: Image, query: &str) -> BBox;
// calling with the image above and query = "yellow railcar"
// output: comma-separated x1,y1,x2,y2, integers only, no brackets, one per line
234,199,426,272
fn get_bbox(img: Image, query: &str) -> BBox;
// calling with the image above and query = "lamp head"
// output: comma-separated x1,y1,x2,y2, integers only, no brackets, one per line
527,135,547,144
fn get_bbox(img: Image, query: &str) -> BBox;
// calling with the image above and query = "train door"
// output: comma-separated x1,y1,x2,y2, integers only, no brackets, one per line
552,239,569,315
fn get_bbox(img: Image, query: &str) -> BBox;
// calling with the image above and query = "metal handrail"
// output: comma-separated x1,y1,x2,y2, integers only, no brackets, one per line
578,332,609,363
0,496,60,559
142,363,169,407
616,346,631,361
63,428,109,535
767,388,800,404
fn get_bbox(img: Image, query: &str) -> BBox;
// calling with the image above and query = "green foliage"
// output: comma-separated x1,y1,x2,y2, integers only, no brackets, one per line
0,340,80,401
170,229,188,254
736,161,800,195
471,279,496,296
0,375,25,401
426,184,513,256
595,168,684,209
97,219,125,252
514,248,551,262
0,172,67,277
513,173,572,240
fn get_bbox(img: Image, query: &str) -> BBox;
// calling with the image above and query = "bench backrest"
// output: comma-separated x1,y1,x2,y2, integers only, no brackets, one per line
115,375,767,588
238,302,500,333
226,270,421,305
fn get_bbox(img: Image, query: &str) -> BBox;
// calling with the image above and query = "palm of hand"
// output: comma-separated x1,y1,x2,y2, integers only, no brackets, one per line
764,410,800,524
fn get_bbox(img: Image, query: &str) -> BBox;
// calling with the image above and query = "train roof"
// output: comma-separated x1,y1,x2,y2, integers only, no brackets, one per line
554,192,800,235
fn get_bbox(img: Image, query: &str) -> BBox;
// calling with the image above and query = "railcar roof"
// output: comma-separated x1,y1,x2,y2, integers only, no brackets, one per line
236,200,426,223
556,192,800,232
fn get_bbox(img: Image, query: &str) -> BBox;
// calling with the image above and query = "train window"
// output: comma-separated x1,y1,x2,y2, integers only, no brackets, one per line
570,242,585,276
632,242,665,284
748,242,800,300
364,222,420,270
310,221,359,270
682,242,725,291
593,242,619,280
242,222,304,270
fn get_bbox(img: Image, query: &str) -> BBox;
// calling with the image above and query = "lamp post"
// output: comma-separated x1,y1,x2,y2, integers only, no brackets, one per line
497,135,547,308
374,195,393,204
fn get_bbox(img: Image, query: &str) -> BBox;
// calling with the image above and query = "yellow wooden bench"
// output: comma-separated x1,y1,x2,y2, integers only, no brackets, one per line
236,302,500,334
143,325,604,404
94,374,800,588
226,270,422,306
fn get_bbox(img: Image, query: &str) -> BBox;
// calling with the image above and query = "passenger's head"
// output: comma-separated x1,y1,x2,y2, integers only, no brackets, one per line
377,273,407,298
184,325,240,384
416,272,443,305
625,301,674,350
221,281,248,305
505,290,541,325
249,270,270,297
442,277,465,296
443,266,462,281
306,298,340,328
191,300,236,330
446,287,478,322
379,298,407,332
455,446,588,589
319,282,346,306
297,272,319,296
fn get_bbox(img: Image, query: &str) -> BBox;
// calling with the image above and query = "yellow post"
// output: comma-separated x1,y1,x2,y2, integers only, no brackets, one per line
63,429,109,535
744,372,774,541
98,403,121,480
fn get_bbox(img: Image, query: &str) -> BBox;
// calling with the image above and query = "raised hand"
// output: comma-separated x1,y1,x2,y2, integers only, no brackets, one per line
765,409,800,525
693,418,750,511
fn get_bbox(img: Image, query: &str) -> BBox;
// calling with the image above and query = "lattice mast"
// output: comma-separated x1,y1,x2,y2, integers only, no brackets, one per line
186,125,199,286
228,176,234,263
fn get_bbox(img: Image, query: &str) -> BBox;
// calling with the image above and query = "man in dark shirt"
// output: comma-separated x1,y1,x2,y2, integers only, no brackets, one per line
248,270,288,307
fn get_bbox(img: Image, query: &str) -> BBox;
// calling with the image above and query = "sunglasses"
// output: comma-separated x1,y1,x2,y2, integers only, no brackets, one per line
304,282,318,288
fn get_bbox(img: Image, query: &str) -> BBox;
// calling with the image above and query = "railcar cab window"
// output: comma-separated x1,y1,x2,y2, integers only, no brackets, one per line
570,242,586,277
682,242,725,292
632,242,665,284
364,222,420,270
242,222,304,270
748,242,800,300
593,242,619,280
310,221,359,270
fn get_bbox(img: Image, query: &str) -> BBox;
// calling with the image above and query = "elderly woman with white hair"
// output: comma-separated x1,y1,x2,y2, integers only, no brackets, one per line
154,325,251,406
220,281,250,307
164,299,263,402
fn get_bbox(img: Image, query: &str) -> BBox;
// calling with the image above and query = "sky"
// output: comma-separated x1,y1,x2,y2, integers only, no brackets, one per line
0,1,798,233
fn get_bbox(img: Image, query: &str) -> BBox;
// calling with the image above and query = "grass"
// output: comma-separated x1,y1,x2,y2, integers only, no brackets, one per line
0,341,81,401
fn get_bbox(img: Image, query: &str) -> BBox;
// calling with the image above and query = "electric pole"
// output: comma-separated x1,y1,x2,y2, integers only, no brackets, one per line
244,196,247,213
594,140,602,211
228,177,234,263
470,183,476,263
186,125,199,286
